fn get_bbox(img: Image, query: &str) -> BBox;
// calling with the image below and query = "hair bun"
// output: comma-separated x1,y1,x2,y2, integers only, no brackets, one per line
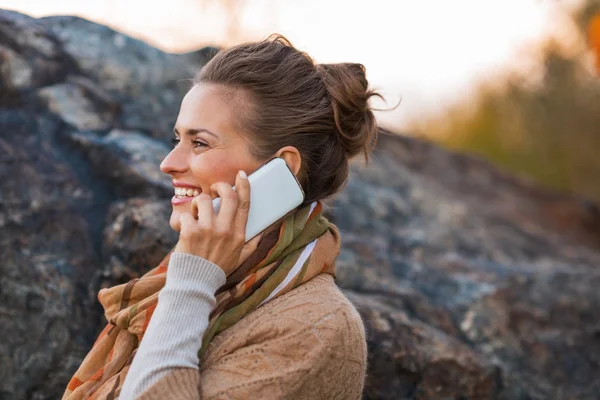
316,63,380,160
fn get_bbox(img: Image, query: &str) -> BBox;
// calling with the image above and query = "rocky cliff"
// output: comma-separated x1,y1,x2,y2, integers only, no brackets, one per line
1,9,600,400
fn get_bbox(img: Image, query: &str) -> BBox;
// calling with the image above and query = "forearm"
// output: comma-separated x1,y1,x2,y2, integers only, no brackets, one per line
120,252,225,399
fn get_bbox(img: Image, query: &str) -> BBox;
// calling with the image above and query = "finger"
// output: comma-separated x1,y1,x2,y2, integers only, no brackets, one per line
210,181,238,231
178,212,197,238
233,170,251,236
237,232,263,265
192,193,214,227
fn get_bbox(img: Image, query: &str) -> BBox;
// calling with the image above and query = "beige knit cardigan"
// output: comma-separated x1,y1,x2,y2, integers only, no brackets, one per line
136,274,367,399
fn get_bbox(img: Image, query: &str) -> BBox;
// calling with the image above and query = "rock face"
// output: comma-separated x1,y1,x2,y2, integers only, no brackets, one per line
1,9,600,400
333,134,600,399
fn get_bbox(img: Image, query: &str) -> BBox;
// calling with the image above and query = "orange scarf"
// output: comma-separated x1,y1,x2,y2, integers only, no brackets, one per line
62,200,340,399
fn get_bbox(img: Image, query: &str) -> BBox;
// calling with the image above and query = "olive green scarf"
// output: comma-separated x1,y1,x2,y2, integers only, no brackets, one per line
63,200,340,399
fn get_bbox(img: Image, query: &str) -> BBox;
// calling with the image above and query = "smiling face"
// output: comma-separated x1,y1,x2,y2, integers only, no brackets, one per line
160,83,265,232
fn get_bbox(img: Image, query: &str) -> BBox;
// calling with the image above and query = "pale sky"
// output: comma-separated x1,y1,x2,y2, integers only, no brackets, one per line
2,0,581,130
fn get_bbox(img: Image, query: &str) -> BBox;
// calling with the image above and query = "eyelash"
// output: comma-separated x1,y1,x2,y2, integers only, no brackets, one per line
170,138,208,149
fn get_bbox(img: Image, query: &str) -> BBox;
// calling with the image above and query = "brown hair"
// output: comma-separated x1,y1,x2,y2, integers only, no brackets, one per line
194,34,381,207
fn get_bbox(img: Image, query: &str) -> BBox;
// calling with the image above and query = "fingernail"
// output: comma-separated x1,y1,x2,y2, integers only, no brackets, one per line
239,170,247,179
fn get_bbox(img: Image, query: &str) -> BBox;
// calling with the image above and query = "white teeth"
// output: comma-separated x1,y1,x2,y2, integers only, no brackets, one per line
174,187,200,197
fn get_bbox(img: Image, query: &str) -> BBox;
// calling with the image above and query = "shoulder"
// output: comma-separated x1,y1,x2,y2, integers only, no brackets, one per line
204,274,366,360
256,274,366,354
200,274,367,400
255,273,364,327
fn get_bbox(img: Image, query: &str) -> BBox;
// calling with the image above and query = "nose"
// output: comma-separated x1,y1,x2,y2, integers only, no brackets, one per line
160,146,188,176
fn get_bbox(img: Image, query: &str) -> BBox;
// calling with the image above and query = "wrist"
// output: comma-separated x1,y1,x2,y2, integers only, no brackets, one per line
166,252,226,292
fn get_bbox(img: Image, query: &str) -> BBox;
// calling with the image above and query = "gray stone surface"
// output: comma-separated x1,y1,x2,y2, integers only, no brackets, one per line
334,134,600,399
1,8,600,400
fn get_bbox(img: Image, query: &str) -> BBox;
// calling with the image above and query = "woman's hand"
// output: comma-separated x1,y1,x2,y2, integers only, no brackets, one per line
174,170,262,276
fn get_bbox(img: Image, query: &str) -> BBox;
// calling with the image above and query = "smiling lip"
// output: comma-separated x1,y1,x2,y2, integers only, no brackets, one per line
171,180,202,206
171,195,196,206
172,181,201,189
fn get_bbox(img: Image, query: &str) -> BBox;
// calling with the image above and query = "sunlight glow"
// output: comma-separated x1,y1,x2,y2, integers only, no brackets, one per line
1,0,576,129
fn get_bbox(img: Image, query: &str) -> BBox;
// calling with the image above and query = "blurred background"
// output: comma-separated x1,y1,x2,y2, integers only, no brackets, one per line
3,0,599,201
3,2,600,399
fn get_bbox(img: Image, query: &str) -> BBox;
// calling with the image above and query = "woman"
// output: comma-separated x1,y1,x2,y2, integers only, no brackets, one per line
63,34,379,399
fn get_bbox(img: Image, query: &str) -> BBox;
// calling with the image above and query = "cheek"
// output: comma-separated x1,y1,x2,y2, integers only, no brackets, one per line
190,153,246,187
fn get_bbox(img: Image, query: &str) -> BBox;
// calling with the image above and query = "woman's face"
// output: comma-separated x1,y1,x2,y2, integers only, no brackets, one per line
160,83,265,232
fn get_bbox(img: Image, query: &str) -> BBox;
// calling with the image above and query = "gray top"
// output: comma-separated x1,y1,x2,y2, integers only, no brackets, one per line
119,252,226,399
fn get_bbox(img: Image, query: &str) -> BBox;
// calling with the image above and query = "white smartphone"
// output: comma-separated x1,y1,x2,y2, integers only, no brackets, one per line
212,157,305,242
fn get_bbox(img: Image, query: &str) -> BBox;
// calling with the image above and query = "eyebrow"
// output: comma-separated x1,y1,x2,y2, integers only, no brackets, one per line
173,127,219,139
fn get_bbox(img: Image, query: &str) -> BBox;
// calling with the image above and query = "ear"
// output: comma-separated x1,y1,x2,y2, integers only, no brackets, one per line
274,146,302,176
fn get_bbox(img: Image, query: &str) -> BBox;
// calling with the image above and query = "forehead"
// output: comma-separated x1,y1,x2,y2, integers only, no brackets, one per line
175,84,237,139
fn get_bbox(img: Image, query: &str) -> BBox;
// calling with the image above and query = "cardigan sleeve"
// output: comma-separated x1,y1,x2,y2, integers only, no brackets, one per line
119,252,225,400
136,278,368,400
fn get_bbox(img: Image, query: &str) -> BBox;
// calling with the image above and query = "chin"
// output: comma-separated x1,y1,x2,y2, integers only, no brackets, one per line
169,210,182,233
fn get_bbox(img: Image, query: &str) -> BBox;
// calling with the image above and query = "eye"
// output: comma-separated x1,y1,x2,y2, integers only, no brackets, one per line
170,138,208,149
